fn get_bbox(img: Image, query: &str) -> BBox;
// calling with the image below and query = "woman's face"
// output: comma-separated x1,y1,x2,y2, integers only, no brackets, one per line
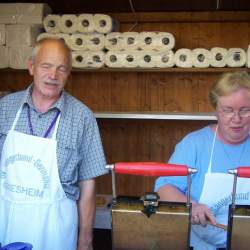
216,88,250,144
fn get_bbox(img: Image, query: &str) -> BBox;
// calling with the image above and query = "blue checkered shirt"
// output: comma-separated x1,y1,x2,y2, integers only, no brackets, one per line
0,85,108,200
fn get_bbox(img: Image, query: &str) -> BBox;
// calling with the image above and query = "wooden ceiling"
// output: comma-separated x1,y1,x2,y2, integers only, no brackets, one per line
3,0,250,13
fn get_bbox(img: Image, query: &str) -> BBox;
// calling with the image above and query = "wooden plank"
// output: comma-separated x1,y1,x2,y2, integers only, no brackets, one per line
110,11,250,23
0,70,31,92
96,119,211,195
71,68,250,73
69,72,217,113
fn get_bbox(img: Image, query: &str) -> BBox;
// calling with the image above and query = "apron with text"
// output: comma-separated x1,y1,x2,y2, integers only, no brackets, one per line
0,106,78,250
190,127,250,250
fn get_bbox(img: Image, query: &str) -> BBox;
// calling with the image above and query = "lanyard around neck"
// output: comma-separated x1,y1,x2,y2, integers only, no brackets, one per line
27,105,60,138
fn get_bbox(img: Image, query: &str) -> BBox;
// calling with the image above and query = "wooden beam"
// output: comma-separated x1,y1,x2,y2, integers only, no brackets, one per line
109,11,250,23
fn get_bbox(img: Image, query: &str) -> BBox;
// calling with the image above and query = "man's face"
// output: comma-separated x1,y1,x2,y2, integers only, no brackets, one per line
28,40,71,101
216,88,250,144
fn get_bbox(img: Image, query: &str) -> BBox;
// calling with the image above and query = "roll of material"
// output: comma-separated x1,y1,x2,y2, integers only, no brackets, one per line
210,47,228,67
138,51,156,68
85,33,105,51
37,32,56,41
72,51,104,68
77,14,95,33
155,32,175,51
138,32,175,51
105,32,124,51
104,51,125,68
139,32,157,50
68,33,87,51
43,15,61,34
0,24,5,45
174,48,193,68
121,32,140,51
0,3,51,24
154,50,175,68
37,33,70,47
123,50,140,68
139,50,175,68
54,33,71,47
86,51,105,68
226,48,246,67
9,46,33,69
72,51,87,68
247,45,250,68
192,48,211,68
59,14,78,34
0,46,8,69
6,24,42,47
105,50,139,68
93,14,116,34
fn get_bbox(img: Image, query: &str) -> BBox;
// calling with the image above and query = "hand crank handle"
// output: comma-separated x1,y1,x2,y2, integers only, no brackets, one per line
228,167,250,178
106,162,197,176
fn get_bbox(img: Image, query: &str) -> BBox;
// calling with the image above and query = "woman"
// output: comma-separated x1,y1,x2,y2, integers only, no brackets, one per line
155,71,250,249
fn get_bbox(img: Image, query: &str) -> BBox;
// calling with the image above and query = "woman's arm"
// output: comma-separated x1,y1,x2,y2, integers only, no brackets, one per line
157,184,216,226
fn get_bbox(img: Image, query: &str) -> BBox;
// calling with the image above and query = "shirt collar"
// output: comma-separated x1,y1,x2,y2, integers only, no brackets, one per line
22,84,65,113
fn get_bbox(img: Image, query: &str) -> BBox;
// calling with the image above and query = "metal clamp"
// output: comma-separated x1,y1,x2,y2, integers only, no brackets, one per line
140,192,160,217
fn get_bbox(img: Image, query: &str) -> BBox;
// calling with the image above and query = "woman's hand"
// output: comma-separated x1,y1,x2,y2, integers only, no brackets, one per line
191,202,216,226
157,185,217,227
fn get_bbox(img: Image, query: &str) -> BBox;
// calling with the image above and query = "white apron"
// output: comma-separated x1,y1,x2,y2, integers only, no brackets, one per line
190,126,250,250
0,106,78,250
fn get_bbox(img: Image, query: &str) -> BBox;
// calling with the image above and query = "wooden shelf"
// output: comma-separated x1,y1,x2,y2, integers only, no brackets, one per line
1,67,249,74
72,67,250,73
94,112,217,121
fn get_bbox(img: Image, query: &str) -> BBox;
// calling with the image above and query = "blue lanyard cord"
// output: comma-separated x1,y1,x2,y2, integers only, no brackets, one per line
27,105,60,138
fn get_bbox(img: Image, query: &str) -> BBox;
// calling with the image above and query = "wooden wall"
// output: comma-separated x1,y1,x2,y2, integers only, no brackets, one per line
1,11,250,196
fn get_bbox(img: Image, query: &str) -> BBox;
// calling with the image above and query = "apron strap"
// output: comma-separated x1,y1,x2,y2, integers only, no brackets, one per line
27,105,61,139
11,104,61,140
208,125,218,174
10,107,23,131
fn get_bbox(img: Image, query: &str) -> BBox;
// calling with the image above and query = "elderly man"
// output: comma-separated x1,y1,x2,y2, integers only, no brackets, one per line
0,38,108,250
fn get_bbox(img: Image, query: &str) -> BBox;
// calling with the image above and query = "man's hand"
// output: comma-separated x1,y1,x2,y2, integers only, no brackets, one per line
77,236,93,250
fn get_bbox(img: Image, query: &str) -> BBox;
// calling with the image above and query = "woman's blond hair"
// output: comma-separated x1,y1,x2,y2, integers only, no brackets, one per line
209,71,250,109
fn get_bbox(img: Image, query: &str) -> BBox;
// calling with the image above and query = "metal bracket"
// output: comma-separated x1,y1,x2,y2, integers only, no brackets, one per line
140,192,160,217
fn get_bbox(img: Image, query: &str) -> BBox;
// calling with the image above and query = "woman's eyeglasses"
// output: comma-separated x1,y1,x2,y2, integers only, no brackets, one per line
218,107,250,118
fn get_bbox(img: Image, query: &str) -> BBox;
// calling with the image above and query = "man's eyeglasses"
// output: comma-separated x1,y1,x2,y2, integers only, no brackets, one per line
218,107,250,118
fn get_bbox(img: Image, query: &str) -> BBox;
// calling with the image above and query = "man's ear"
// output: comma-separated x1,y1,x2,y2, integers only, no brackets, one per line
27,59,34,76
